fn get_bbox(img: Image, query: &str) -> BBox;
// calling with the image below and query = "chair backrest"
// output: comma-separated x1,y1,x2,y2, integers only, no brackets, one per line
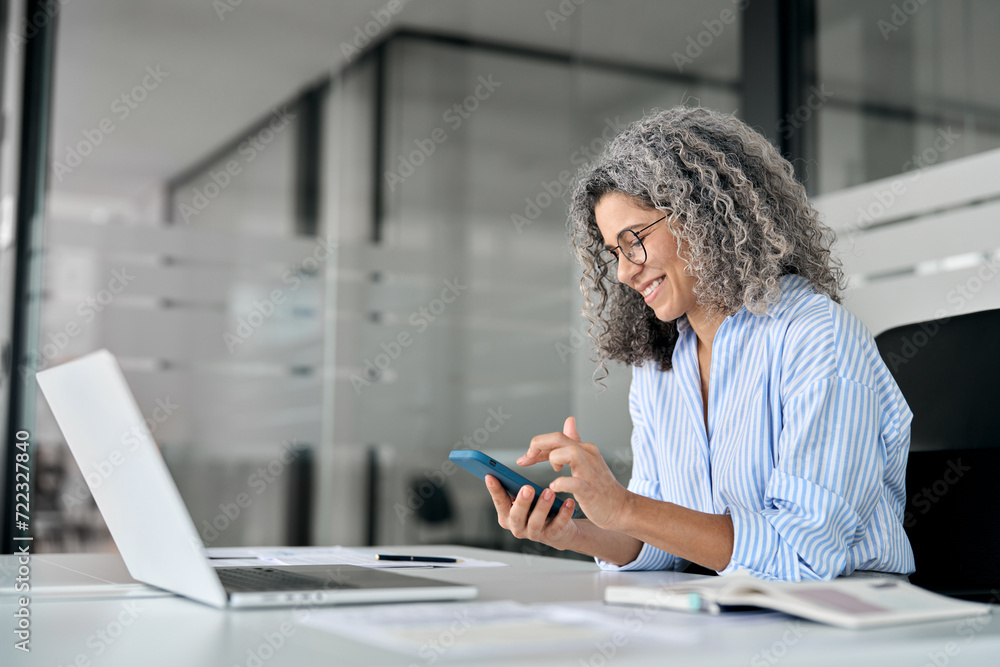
875,309,1000,598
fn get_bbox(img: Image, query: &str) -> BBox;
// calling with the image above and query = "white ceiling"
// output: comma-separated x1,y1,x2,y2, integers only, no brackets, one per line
47,0,740,221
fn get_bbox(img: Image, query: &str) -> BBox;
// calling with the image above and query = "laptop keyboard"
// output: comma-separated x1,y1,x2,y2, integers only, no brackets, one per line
216,567,353,593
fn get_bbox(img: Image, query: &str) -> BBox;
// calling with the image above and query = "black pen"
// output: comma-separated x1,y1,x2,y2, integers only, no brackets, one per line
376,554,460,563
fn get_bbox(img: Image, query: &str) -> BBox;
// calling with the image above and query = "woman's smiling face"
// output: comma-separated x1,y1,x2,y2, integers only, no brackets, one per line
595,191,701,324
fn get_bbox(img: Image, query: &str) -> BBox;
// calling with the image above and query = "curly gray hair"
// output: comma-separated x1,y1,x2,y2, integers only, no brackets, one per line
569,106,844,381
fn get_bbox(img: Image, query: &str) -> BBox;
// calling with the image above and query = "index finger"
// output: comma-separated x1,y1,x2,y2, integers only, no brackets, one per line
519,432,578,466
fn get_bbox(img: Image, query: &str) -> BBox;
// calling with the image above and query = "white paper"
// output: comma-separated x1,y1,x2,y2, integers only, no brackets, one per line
299,601,644,659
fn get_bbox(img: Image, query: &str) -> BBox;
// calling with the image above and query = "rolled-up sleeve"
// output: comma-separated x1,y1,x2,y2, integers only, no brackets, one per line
720,376,884,580
597,368,684,572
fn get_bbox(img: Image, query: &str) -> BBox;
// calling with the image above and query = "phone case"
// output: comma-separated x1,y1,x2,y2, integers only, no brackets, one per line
449,449,565,517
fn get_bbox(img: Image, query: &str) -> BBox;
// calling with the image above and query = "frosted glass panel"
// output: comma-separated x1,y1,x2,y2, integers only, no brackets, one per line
34,218,324,549
350,38,738,547
169,111,298,235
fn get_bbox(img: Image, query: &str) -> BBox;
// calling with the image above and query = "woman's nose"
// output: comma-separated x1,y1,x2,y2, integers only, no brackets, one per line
617,256,641,285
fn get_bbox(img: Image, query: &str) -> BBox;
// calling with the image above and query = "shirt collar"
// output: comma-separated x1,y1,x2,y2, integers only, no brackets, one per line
763,274,816,320
672,274,815,331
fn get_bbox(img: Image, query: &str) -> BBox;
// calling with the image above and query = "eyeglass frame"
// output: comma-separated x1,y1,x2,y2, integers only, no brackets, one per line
599,214,668,281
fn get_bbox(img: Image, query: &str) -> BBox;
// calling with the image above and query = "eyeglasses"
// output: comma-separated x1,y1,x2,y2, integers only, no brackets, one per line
599,215,667,283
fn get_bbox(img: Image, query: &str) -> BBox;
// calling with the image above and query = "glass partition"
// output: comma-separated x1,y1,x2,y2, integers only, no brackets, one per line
36,83,324,551
342,35,738,550
816,0,1000,194
34,1,741,556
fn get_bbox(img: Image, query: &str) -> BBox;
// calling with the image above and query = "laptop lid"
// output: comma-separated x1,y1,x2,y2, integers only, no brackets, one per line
37,350,478,609
37,350,230,607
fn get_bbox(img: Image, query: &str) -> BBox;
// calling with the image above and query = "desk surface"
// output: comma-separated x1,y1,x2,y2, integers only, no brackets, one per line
1,545,997,666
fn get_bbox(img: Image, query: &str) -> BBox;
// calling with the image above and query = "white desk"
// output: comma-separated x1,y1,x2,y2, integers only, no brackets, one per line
1,545,997,666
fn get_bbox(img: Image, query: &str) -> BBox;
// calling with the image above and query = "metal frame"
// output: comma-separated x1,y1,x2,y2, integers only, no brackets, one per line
2,0,56,553
295,84,326,237
741,0,817,191
164,79,330,232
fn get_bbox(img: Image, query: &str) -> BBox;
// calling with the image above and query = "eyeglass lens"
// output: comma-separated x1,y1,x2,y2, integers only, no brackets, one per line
602,230,646,283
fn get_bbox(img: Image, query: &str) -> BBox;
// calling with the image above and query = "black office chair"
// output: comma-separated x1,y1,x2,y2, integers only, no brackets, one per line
875,308,1000,600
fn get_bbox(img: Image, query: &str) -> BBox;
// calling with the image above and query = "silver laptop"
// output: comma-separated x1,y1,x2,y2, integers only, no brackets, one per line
36,349,477,609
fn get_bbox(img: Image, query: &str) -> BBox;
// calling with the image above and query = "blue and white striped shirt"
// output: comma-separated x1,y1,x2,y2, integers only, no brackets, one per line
599,274,915,580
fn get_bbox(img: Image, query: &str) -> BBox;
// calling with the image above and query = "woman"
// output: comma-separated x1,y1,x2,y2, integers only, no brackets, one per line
486,107,915,581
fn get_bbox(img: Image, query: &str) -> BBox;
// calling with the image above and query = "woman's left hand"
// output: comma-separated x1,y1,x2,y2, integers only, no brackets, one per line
518,416,631,531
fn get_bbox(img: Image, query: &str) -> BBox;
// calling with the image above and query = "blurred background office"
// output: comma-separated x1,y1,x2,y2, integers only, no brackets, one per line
1,0,998,558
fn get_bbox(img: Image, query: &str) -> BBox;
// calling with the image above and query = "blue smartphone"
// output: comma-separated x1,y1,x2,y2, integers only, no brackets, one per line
449,449,565,517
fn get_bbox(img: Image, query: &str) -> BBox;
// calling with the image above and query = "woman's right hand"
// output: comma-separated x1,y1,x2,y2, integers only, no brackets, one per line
485,475,580,551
